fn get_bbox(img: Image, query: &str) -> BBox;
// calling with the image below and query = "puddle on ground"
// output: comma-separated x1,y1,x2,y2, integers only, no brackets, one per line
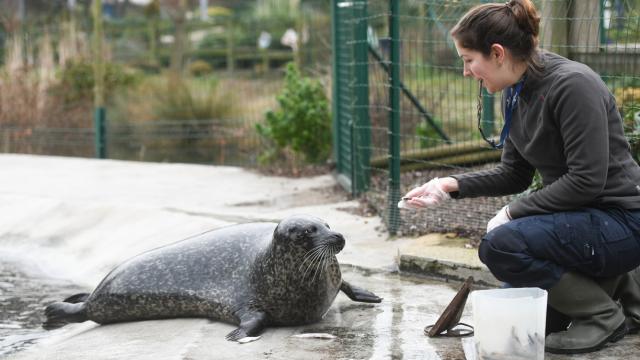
0,255,87,356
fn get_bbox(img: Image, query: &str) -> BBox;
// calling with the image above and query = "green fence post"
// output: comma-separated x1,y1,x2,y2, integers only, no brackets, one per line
353,1,370,194
388,0,401,235
332,0,355,194
481,88,494,135
599,0,607,45
331,0,340,174
94,107,106,158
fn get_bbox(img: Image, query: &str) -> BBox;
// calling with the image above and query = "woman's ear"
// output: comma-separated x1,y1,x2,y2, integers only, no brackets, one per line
490,43,506,65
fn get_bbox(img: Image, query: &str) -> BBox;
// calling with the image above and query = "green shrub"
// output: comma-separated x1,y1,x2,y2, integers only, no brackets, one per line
416,118,444,148
189,60,213,77
55,61,140,104
256,63,331,164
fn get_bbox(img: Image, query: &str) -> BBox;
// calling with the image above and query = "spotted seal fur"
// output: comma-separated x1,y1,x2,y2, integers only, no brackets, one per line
43,215,382,340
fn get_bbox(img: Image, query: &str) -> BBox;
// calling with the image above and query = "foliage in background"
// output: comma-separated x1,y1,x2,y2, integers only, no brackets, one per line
529,170,543,191
144,75,234,122
604,0,640,43
188,59,213,77
250,0,300,32
416,118,444,148
0,30,92,129
54,61,140,104
616,87,640,162
616,87,640,129
256,62,330,164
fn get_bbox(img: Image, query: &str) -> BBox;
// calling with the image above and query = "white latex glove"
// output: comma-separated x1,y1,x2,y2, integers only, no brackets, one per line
486,205,512,233
397,177,451,210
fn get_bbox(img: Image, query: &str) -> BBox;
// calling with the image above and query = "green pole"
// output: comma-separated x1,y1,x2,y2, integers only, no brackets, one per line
353,1,370,194
93,0,106,159
481,88,494,135
388,0,401,235
331,0,340,170
94,107,106,158
599,0,607,45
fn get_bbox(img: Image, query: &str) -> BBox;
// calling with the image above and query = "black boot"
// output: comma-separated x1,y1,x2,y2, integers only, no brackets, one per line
545,272,627,354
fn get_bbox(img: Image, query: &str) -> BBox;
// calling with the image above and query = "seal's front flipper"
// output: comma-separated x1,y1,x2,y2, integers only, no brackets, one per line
43,301,88,330
340,281,382,303
225,311,267,342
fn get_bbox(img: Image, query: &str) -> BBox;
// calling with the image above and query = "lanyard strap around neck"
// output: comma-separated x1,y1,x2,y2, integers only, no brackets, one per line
494,78,525,149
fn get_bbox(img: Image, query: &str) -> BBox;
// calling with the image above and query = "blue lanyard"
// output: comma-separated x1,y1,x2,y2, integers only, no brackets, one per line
494,78,525,149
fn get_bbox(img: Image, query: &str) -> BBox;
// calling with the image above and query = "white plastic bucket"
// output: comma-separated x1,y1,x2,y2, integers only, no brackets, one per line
471,287,548,360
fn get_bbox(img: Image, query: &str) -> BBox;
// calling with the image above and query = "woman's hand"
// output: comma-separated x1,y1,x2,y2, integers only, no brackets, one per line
486,205,512,233
398,177,458,210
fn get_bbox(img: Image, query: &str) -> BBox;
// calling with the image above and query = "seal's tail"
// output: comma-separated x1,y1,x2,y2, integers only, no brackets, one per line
43,293,90,330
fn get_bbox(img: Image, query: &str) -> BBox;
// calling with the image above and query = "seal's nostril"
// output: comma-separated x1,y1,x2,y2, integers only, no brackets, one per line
333,234,345,252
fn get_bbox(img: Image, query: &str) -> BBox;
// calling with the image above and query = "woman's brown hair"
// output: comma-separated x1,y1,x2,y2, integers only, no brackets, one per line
450,0,541,71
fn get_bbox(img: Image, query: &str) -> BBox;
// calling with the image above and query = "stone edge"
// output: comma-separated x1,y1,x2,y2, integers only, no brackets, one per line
399,254,501,288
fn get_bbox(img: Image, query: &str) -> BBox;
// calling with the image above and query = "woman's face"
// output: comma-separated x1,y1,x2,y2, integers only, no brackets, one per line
454,40,509,94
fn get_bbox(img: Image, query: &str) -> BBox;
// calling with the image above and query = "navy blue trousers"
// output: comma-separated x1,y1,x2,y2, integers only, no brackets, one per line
479,207,640,289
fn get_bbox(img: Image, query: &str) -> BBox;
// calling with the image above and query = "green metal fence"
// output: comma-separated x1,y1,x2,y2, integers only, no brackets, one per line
332,1,371,195
333,0,640,237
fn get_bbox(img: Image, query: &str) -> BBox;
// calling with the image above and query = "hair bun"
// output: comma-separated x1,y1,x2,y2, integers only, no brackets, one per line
509,0,540,37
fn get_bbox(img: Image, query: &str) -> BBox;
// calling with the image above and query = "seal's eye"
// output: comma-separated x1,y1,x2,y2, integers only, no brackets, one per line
304,226,317,235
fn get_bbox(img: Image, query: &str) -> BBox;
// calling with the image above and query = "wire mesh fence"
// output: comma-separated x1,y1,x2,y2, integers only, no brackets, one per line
334,0,640,238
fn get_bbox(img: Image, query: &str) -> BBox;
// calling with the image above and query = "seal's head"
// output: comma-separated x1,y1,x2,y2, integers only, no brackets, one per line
273,215,345,255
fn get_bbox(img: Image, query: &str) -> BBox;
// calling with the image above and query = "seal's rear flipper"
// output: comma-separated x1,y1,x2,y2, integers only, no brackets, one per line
225,311,267,342
340,281,383,303
63,293,90,303
43,302,88,330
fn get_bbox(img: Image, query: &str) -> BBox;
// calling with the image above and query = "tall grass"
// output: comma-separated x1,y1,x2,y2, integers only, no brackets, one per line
1,21,92,128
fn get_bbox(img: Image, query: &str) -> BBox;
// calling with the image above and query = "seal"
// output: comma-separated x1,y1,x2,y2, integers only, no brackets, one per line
43,214,382,341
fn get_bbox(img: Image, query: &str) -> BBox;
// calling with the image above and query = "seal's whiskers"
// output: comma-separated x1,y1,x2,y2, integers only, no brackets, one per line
300,246,325,279
311,247,331,283
300,246,323,270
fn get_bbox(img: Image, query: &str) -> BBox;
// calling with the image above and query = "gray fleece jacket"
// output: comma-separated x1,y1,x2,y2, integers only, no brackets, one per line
451,51,640,219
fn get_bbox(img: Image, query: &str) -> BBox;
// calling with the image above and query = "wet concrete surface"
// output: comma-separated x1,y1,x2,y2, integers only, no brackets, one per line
5,266,640,360
0,253,88,357
4,267,469,360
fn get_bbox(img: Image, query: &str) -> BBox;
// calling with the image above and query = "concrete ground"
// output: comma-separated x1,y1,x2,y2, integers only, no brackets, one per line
1,154,638,359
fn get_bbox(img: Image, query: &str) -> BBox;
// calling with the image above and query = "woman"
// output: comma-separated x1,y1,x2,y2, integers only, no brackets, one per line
401,0,640,354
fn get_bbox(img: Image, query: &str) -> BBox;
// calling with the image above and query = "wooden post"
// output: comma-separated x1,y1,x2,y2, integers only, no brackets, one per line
92,0,105,109
170,0,187,77
540,0,569,57
569,0,601,53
